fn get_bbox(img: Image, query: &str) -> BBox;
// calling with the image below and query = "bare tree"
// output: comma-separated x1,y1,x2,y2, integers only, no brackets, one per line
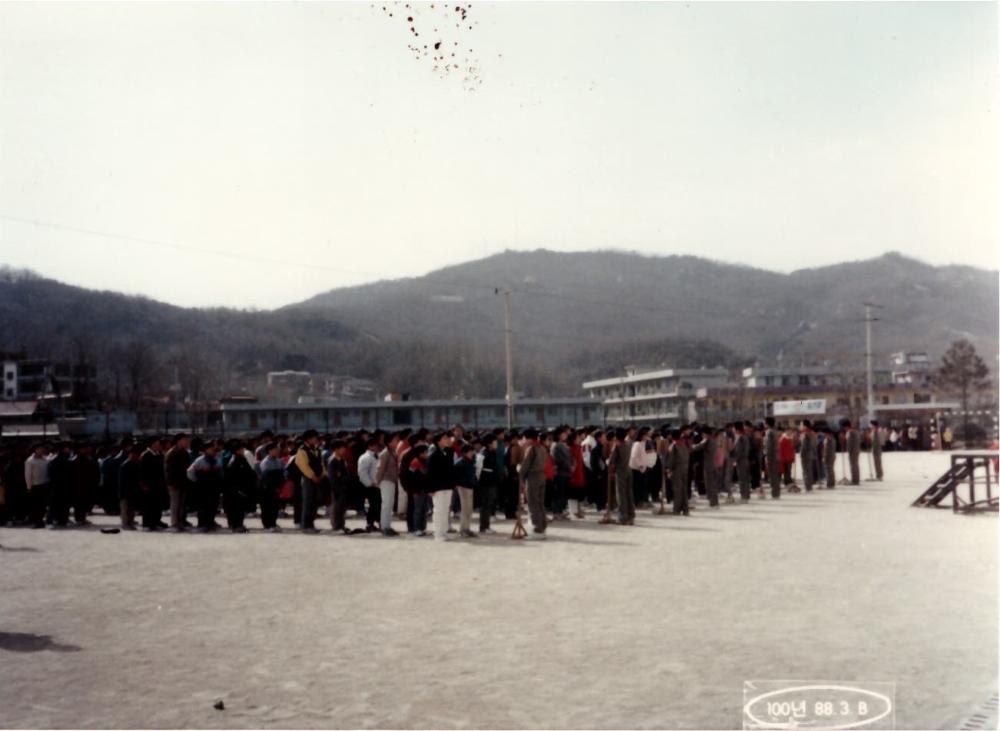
935,339,991,446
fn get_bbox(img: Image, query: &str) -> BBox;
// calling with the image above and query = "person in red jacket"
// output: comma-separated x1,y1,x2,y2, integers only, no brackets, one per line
568,429,587,519
779,427,800,492
542,432,556,515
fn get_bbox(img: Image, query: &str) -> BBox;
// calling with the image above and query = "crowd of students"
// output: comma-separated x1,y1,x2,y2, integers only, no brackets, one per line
0,418,883,539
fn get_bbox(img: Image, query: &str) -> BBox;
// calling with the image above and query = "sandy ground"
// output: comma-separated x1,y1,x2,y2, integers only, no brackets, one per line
0,451,996,730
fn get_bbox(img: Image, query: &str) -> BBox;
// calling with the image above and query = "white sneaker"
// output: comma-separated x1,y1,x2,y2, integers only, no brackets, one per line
481,528,497,535
526,532,546,541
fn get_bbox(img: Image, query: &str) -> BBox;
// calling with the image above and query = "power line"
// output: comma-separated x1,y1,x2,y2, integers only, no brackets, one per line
0,212,502,296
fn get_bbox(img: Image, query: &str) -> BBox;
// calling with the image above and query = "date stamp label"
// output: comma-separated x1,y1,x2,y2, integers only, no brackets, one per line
743,680,895,729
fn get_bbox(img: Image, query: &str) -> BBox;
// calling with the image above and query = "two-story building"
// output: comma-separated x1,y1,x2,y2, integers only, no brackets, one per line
582,365,731,425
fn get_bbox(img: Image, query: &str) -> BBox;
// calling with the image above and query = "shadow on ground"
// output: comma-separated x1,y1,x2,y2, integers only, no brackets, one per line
0,632,81,653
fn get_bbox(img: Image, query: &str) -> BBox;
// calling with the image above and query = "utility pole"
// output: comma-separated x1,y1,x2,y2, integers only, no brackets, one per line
863,302,880,427
497,288,515,430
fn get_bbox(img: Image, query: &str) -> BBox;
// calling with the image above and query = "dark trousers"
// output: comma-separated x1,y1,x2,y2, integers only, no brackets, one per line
616,471,635,522
71,484,92,524
649,467,662,502
479,484,497,531
292,478,303,525
28,484,50,527
672,471,689,514
782,463,794,485
767,460,781,497
691,458,705,496
750,458,761,489
503,475,519,518
197,484,220,528
525,476,547,533
704,467,719,507
48,485,70,526
737,460,751,499
631,469,645,505
591,471,608,511
406,491,428,532
301,477,318,529
223,490,245,529
552,475,569,515
329,480,348,531
259,487,279,529
365,486,382,528
141,489,161,528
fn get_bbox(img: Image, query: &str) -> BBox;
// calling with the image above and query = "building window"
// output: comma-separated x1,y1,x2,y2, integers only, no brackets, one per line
333,411,342,426
536,407,544,422
462,408,472,423
798,376,809,385
249,412,258,429
279,413,289,428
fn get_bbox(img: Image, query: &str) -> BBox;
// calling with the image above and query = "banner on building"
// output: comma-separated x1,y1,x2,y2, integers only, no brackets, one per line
773,399,827,417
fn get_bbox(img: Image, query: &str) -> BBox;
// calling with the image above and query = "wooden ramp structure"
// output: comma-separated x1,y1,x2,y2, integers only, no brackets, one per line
913,451,999,513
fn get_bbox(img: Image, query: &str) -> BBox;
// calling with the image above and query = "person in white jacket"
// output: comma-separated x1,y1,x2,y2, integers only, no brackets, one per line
629,426,650,507
23,443,50,528
356,438,381,532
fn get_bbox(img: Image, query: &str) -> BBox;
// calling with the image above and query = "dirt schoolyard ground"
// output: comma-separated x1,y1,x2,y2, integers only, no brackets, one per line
0,452,996,729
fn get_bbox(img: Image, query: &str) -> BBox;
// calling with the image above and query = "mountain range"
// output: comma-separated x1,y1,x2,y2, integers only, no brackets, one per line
1,250,996,401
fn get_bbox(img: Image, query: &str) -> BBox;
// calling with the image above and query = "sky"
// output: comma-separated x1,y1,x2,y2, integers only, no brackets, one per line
1,1,997,309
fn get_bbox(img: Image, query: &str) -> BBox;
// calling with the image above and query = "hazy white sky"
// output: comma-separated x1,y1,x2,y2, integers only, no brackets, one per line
1,1,997,308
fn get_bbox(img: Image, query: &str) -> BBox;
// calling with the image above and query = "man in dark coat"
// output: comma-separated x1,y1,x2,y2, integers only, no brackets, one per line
799,421,818,492
224,443,256,533
764,417,781,499
823,427,838,488
666,428,690,515
139,437,167,530
691,427,720,508
734,423,751,502
118,445,143,530
164,433,192,531
844,420,861,485
70,443,100,526
607,427,635,524
47,442,73,527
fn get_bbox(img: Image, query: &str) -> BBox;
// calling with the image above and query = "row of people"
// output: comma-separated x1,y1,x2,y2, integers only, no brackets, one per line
0,418,882,537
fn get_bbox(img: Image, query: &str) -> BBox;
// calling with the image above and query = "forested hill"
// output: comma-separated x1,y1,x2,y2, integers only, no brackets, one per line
292,249,999,366
1,250,996,400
